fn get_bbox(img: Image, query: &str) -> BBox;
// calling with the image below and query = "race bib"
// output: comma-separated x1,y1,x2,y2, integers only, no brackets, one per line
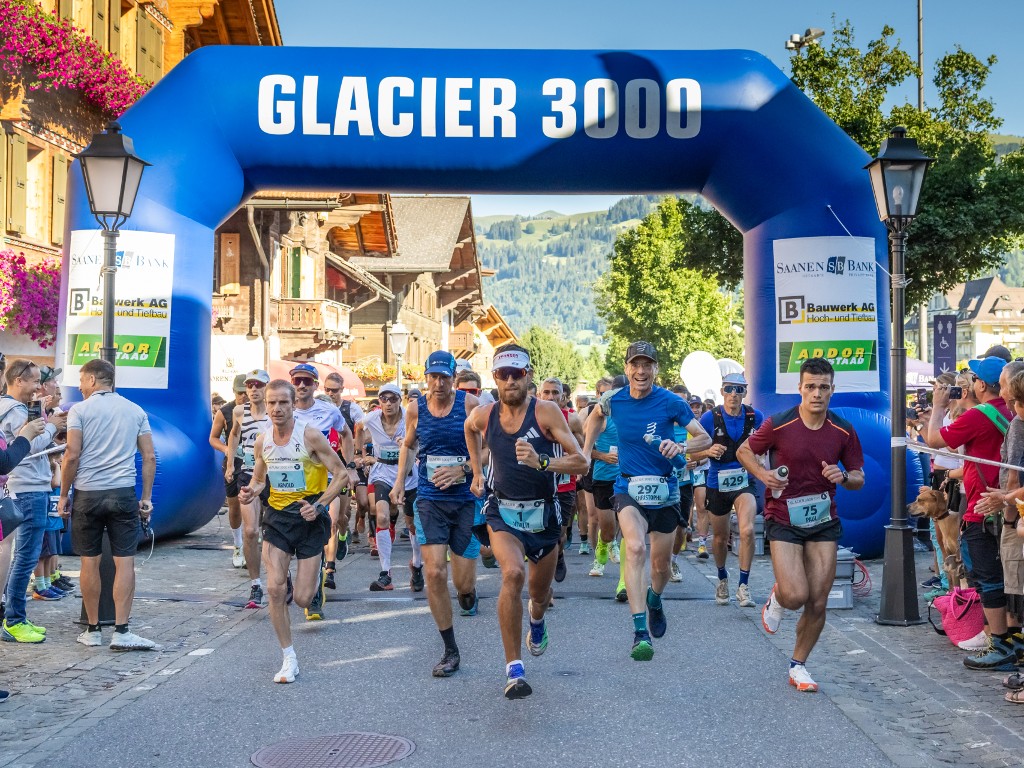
786,492,832,528
48,493,61,517
497,498,548,533
242,446,255,470
718,467,749,491
378,443,401,463
628,475,670,507
426,454,468,484
267,459,306,493
692,469,707,487
674,464,692,485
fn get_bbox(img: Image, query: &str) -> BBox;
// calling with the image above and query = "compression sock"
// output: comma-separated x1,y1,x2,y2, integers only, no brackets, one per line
790,658,804,669
717,566,728,581
389,523,396,542
595,534,609,565
251,578,261,588
646,587,663,611
376,527,393,572
580,534,588,543
282,645,296,659
440,625,458,653
632,612,648,634
35,576,46,591
409,535,423,568
739,570,750,586
231,526,243,548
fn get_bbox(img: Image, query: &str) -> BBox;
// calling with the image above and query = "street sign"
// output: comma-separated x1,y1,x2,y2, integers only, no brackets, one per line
933,314,957,377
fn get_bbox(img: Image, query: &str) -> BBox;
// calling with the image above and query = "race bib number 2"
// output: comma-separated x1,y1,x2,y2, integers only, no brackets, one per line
267,460,306,492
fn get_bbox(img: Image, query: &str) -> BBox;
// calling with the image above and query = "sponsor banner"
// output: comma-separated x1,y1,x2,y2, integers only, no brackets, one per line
773,237,879,393
65,231,175,389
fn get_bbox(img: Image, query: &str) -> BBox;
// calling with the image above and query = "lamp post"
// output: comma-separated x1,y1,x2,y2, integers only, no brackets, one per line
389,322,410,392
74,122,151,368
866,126,933,626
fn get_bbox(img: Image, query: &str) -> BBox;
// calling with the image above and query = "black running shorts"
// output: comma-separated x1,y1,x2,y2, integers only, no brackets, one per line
484,496,561,563
372,483,417,521
591,480,615,511
262,497,331,560
706,486,756,517
612,494,679,535
764,517,843,546
413,497,476,557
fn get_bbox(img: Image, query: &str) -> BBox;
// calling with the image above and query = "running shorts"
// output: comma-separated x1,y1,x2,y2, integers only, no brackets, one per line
484,496,561,563
413,498,476,557
612,493,679,535
262,497,331,560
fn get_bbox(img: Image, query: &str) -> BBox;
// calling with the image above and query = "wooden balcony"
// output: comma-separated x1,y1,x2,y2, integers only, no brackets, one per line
273,298,352,357
448,331,476,356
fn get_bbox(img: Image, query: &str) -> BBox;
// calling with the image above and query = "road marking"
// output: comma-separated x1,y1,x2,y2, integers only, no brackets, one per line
188,648,215,656
846,649,866,655
157,669,181,676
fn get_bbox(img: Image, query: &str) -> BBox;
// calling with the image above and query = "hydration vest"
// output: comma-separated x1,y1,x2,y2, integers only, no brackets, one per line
711,404,756,465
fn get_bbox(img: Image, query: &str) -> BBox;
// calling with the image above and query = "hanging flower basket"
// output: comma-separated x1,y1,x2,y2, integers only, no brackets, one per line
352,361,425,385
0,249,61,347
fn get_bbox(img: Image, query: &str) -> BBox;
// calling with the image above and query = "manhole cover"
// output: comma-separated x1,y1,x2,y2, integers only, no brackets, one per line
251,733,415,768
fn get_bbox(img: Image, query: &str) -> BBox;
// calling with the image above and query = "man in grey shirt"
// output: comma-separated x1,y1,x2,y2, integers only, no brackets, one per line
57,359,157,651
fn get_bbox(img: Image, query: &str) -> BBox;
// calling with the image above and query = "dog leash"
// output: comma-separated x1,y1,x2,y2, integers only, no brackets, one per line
907,443,1024,474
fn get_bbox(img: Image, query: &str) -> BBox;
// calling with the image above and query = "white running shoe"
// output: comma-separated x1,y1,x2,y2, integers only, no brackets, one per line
762,584,784,634
274,654,299,684
232,546,246,568
669,561,683,583
715,578,730,605
789,664,818,693
110,631,160,651
76,629,102,647
589,561,605,577
736,583,755,607
610,541,620,564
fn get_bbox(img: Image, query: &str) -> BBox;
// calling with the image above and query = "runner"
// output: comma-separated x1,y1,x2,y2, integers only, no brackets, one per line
209,374,247,569
355,383,421,592
737,357,865,693
239,379,351,683
538,378,584,583
392,351,480,678
690,373,764,607
325,371,367,568
225,369,272,608
465,345,588,698
586,377,619,583
583,341,712,660
669,385,696,583
688,395,711,559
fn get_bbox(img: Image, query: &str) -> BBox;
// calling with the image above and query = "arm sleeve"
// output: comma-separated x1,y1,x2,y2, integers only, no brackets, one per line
0,436,31,475
745,418,775,455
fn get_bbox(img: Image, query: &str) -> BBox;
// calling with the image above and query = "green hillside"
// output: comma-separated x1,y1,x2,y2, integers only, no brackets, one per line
476,195,663,341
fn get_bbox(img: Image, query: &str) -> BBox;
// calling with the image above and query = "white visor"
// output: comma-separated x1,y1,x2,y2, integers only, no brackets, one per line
492,349,531,371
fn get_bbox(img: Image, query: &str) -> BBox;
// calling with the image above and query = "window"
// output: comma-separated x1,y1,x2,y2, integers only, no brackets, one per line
288,247,301,299
24,143,46,241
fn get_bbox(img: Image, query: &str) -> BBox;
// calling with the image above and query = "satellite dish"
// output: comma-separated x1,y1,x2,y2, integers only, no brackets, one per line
717,358,744,378
680,351,723,405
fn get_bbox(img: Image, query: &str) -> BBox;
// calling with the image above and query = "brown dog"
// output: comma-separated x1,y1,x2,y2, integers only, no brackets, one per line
909,487,965,589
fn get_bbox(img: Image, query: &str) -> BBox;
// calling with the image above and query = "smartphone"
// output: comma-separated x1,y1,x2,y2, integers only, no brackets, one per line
915,388,928,409
26,400,42,421
949,386,963,400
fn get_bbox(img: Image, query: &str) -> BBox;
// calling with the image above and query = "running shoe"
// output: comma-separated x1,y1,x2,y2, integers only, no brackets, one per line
669,561,683,583
110,631,160,651
274,655,299,684
526,600,549,656
370,571,394,592
504,662,532,699
53,576,75,591
31,587,63,601
459,590,478,616
924,587,948,602
351,532,361,546
610,541,620,564
736,583,755,608
0,690,9,702
555,551,567,583
285,573,294,605
409,563,425,592
245,584,264,609
789,664,818,693
589,561,605,577
631,631,654,661
762,584,783,634
324,569,337,591
76,629,102,647
615,584,628,603
232,546,246,568
481,553,498,569
696,543,709,560
22,620,46,634
715,578,730,605
648,598,667,639
1,621,44,644
919,575,942,589
305,559,327,620
963,636,1017,671
400,528,410,539
337,533,349,562
432,648,461,677
579,541,591,556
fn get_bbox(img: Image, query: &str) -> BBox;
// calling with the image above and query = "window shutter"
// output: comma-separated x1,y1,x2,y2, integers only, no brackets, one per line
290,247,302,298
109,4,121,57
92,0,107,49
136,12,149,80
0,134,6,234
58,0,73,20
51,154,68,245
151,18,163,80
8,133,27,235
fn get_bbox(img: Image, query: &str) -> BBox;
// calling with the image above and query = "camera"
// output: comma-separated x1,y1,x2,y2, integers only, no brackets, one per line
949,386,963,400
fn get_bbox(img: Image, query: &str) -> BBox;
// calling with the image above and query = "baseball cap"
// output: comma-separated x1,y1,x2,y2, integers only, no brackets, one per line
289,362,319,380
455,359,472,373
232,373,248,393
39,366,62,384
981,344,1013,363
967,357,1006,385
625,340,658,364
688,394,703,405
378,382,402,398
492,347,531,371
611,374,628,389
424,350,457,376
722,372,747,386
244,369,270,385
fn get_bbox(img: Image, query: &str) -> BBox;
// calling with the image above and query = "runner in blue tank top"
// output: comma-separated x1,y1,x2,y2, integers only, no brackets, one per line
393,350,479,679
466,345,587,699
583,341,711,661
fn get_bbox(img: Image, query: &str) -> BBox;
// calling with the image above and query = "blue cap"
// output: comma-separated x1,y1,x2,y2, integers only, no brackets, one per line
722,373,747,386
424,350,457,377
968,357,1006,385
288,362,319,380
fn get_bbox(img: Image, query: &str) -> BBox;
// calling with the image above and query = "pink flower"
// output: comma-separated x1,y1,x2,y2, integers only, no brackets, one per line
0,248,60,347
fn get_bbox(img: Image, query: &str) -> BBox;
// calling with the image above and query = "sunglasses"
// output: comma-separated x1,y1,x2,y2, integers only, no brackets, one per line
494,367,529,381
723,385,747,395
459,387,481,395
324,386,341,394
245,381,266,389
291,377,316,387
379,395,400,404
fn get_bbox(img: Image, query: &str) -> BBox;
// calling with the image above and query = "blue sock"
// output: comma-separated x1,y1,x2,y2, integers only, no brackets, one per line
790,658,804,669
646,586,662,610
717,566,728,581
739,569,750,586
632,612,648,634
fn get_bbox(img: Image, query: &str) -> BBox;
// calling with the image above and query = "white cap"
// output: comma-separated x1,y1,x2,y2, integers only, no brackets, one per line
492,348,531,371
378,382,402,398
455,359,472,373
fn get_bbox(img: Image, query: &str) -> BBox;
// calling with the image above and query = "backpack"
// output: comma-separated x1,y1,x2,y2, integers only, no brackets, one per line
711,405,756,465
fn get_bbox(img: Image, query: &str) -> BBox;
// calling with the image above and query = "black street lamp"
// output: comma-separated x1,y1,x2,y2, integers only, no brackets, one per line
75,122,151,369
866,126,933,626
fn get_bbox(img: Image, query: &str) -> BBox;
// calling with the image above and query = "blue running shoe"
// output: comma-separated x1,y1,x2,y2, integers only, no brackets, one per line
504,662,532,699
647,589,667,639
459,590,478,617
527,619,549,656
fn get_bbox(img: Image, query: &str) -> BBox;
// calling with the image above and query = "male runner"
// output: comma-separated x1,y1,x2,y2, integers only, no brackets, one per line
737,357,865,692
587,377,619,581
687,395,711,559
690,373,764,607
584,342,711,660
466,345,587,698
225,369,271,608
239,379,351,683
325,371,367,563
209,374,247,568
392,351,479,677
539,378,584,582
355,383,421,592
669,385,696,583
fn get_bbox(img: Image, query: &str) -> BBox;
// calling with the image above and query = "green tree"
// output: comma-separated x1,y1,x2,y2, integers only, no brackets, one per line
578,346,608,391
596,201,744,385
520,325,585,386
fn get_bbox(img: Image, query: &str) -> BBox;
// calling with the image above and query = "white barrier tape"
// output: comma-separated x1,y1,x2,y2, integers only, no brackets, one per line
26,444,66,460
908,442,1024,474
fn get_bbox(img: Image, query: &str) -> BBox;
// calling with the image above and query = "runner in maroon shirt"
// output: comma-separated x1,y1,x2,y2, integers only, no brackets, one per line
737,357,865,693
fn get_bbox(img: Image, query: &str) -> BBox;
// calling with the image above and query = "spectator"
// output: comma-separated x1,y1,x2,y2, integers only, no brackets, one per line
925,356,1014,670
57,359,159,651
982,344,1013,363
0,359,67,643
37,366,61,413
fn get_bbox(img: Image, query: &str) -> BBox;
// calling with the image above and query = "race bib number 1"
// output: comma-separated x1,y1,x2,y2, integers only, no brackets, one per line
497,498,547,533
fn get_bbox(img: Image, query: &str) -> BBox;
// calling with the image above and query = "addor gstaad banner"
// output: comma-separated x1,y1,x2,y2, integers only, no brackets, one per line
773,236,879,393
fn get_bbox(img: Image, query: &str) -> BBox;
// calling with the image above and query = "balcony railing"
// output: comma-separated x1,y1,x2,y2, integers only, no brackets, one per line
275,298,352,342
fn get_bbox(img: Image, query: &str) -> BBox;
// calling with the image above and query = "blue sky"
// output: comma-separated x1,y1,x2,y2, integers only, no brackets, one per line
275,0,1023,217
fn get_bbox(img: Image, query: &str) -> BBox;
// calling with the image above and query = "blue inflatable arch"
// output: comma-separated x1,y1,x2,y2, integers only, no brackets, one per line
57,48,898,556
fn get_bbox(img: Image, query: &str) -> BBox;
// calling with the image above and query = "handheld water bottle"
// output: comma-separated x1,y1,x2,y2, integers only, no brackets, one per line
771,466,790,498
643,433,688,471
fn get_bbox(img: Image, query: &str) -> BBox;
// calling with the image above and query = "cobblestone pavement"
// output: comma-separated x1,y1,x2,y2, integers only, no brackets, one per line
2,517,1023,767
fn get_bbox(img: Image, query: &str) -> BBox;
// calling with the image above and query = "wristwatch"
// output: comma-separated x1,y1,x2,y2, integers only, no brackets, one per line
538,454,550,471
462,463,472,475
840,469,849,486
346,461,357,469
314,502,329,516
